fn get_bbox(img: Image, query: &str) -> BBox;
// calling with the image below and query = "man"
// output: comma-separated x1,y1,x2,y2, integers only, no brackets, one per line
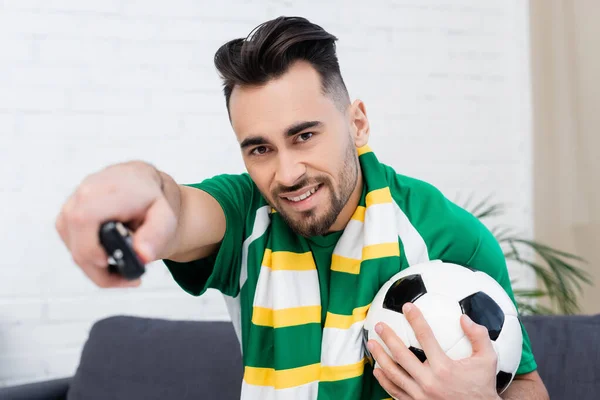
55,16,549,400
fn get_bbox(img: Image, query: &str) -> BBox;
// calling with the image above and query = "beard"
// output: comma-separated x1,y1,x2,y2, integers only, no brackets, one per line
270,140,360,237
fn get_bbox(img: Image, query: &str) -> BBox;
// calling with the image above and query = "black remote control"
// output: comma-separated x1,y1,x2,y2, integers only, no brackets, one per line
99,221,146,280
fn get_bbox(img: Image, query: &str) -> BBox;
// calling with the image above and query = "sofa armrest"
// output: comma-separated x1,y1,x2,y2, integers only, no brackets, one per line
0,377,71,400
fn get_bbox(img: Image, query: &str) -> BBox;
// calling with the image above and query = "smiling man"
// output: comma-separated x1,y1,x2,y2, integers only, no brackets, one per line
56,16,549,400
231,66,362,239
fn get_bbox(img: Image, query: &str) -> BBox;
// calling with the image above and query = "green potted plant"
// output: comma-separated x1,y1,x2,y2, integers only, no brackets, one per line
464,196,592,315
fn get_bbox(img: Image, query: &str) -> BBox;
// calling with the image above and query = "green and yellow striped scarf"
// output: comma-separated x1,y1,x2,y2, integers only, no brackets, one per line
240,145,402,399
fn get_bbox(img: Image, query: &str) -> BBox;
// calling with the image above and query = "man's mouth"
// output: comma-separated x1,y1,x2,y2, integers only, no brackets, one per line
281,184,322,203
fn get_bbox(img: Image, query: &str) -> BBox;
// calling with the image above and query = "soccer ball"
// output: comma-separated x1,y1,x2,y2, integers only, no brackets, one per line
363,260,523,394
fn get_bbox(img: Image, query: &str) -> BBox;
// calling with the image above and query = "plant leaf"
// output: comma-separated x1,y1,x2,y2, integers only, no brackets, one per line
461,196,592,315
512,238,588,263
513,289,548,298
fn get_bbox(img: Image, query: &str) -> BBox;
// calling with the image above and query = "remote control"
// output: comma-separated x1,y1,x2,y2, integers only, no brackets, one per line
99,221,146,280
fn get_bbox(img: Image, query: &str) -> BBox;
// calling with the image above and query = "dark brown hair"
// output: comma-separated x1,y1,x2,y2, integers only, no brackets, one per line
214,16,350,116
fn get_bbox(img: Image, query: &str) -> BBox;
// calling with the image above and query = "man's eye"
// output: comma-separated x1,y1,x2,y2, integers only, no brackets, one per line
251,146,268,155
297,132,313,142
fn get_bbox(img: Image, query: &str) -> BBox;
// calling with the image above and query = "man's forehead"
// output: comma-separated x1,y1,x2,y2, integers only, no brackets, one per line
231,108,328,143
229,78,336,140
230,64,323,107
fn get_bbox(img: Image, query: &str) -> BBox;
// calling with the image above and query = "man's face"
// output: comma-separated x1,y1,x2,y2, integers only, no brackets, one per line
228,61,367,237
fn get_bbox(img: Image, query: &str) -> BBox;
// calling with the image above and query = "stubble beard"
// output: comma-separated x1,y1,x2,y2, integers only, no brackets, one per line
273,141,359,237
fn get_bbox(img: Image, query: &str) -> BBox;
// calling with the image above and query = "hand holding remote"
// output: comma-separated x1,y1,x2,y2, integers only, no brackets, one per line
54,161,178,288
99,221,146,280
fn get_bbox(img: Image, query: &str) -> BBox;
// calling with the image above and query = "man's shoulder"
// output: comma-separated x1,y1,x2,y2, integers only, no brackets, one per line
380,163,488,262
185,172,267,214
381,162,479,231
381,163,447,205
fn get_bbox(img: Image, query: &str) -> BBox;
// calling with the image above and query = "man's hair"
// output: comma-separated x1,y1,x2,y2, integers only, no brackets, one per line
214,16,350,116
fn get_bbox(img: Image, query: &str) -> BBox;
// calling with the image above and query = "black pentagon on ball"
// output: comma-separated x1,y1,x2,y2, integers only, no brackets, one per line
408,346,427,363
459,291,505,341
383,274,427,313
496,371,513,393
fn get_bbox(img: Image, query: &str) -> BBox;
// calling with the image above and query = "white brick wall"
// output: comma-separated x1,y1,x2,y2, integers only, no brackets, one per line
0,0,534,387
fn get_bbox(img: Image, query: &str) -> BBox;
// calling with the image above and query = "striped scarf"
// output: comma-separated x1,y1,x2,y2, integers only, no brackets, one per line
239,145,405,399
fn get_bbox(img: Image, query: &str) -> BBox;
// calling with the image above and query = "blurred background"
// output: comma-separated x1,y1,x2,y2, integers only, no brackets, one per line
0,0,597,388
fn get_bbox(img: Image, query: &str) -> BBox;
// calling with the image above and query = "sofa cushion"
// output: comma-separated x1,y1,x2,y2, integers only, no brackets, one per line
67,316,243,400
0,377,71,400
522,314,600,400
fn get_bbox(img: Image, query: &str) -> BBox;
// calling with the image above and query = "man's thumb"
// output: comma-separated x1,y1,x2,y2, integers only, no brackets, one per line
132,197,177,263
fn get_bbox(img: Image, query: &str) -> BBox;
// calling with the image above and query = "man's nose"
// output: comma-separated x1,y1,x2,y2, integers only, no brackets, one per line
275,152,306,188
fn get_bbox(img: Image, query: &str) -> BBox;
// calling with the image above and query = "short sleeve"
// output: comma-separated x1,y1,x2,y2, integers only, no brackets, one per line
422,188,538,375
162,173,255,298
466,227,538,375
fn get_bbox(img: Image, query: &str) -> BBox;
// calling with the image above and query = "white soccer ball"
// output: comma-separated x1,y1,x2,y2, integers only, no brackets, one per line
363,260,523,394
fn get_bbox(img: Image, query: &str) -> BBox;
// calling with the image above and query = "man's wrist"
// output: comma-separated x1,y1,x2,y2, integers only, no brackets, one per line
155,168,165,193
148,163,164,193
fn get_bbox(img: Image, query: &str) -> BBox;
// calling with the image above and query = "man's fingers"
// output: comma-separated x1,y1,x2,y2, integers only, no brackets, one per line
68,216,110,268
55,192,78,252
55,212,69,250
373,367,413,400
368,338,422,397
461,314,496,356
373,322,427,379
78,260,141,288
403,303,446,363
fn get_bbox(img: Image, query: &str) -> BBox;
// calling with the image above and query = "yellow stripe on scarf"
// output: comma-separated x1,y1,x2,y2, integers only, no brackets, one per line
356,145,372,156
243,359,367,389
365,187,393,206
320,358,367,382
331,243,399,274
324,304,371,329
243,363,320,389
351,206,366,222
261,249,316,271
363,242,400,259
331,254,362,274
252,305,321,328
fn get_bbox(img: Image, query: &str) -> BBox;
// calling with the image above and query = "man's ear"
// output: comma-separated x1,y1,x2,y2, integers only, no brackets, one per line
349,99,370,147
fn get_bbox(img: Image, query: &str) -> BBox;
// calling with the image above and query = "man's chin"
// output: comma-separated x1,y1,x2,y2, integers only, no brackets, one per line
273,194,340,237
276,211,326,237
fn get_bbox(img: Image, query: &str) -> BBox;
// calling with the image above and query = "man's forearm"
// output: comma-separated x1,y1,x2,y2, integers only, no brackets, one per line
501,377,549,400
152,167,226,262
155,168,183,259
157,170,182,220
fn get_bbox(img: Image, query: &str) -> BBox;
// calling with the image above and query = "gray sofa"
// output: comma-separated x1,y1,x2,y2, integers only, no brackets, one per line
0,314,598,399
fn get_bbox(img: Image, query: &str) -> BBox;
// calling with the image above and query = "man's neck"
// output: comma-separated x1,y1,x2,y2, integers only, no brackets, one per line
328,171,364,233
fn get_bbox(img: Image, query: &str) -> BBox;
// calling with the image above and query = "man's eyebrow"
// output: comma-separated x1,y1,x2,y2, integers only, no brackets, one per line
240,136,269,149
285,120,323,137
239,121,323,149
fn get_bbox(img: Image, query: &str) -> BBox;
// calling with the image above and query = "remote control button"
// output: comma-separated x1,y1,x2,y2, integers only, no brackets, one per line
116,222,128,237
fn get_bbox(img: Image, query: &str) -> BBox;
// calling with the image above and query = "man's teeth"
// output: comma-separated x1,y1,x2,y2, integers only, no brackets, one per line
286,186,318,202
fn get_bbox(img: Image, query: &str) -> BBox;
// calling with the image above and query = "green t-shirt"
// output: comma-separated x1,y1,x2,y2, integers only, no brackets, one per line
163,163,537,398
